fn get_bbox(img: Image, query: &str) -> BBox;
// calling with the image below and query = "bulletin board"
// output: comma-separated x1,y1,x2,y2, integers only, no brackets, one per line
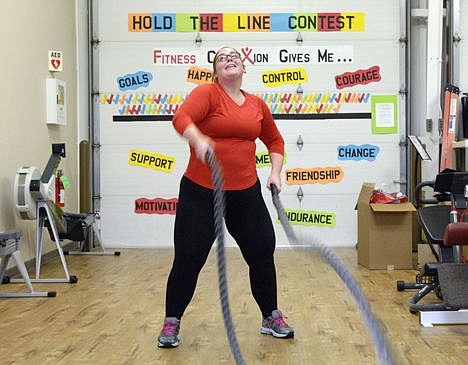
93,0,406,248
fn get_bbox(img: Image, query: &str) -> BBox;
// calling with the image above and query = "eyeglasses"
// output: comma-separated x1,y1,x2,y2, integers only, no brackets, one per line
216,52,240,63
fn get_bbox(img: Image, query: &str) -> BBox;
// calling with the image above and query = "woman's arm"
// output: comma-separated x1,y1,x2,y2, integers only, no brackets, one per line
267,152,284,192
182,124,213,163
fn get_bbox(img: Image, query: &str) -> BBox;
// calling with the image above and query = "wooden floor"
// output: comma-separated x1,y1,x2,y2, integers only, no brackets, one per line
0,246,467,365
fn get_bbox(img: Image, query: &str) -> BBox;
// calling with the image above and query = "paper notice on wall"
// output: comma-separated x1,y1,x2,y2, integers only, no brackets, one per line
375,103,394,127
371,95,398,134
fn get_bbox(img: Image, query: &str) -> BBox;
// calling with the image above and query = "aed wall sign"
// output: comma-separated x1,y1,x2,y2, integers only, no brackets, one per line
48,50,63,72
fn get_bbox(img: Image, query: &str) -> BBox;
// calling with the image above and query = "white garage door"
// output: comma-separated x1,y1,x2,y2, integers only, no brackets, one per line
93,0,407,248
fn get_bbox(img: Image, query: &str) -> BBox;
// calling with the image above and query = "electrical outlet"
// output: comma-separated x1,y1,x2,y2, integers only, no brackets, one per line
426,118,432,132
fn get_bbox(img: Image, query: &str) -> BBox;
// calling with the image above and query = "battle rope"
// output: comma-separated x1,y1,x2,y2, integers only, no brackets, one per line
270,184,395,365
206,146,394,365
206,149,246,365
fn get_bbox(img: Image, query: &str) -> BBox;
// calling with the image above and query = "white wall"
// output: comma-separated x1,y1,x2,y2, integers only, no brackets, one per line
0,1,79,263
0,0,458,265
93,0,406,248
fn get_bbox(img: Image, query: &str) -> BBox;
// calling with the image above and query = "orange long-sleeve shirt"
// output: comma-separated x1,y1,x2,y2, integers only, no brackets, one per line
172,82,284,190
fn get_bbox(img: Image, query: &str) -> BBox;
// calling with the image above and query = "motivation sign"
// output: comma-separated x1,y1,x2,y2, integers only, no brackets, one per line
134,197,178,214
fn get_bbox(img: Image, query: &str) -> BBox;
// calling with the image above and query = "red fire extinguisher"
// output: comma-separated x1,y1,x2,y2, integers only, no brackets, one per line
55,169,65,207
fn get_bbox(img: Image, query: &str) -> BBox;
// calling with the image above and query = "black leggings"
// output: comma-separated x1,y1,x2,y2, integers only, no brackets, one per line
165,176,278,319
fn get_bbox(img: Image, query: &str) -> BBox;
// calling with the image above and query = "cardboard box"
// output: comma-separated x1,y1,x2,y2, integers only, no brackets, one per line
355,182,416,269
417,243,439,272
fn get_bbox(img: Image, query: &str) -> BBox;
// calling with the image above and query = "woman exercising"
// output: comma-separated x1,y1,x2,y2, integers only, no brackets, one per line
157,46,294,348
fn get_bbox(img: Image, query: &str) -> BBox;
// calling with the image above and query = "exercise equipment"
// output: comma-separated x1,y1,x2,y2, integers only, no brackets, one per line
66,140,119,256
12,143,77,284
206,149,246,365
206,147,394,365
270,184,394,365
0,230,55,298
440,85,460,171
60,211,120,257
461,93,468,139
397,169,468,326
10,143,119,287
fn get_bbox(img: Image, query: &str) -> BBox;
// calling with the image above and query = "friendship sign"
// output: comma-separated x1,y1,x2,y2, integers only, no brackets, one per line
285,167,344,185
